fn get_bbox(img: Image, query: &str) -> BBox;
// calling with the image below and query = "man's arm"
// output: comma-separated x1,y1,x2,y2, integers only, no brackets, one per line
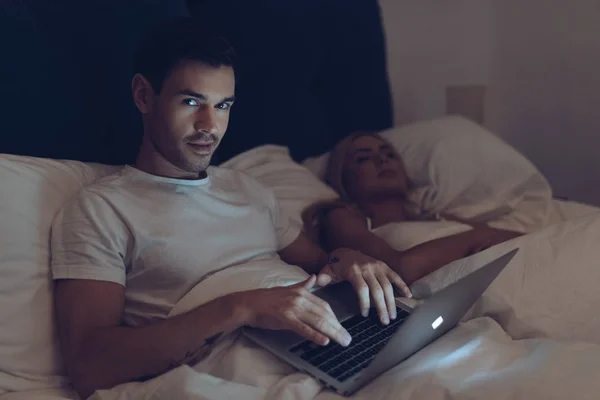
278,231,412,324
278,231,330,275
55,279,245,399
56,276,351,400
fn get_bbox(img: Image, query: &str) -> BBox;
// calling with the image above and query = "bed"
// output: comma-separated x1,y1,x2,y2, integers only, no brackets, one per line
3,121,600,400
2,1,600,400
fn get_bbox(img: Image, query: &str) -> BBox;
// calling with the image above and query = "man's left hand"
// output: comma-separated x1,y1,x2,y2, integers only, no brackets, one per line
316,248,412,325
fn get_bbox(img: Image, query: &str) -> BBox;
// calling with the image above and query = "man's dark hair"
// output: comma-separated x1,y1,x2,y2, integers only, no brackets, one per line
133,17,237,93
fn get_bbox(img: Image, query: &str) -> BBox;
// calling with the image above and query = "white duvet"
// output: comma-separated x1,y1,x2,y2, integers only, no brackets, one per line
81,209,600,400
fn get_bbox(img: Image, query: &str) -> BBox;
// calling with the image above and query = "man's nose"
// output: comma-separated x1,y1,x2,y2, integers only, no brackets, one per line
194,107,218,134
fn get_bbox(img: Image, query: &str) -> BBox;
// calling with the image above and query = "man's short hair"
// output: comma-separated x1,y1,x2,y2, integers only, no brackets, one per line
133,17,237,93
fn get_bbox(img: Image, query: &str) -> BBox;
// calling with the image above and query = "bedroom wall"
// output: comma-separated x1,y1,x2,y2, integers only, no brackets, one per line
378,0,493,125
485,0,600,206
379,0,600,206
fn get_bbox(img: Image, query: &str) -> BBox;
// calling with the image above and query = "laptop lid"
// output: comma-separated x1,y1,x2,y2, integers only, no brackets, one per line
347,248,518,395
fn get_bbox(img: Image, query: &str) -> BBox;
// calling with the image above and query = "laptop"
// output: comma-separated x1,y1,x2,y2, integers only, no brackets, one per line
243,248,518,396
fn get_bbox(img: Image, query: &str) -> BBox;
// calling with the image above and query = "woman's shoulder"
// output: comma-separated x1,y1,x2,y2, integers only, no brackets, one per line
302,199,367,245
315,199,365,218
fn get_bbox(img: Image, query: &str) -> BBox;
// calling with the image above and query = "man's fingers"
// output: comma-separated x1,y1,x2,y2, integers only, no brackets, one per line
303,294,352,346
288,316,330,346
303,275,317,290
387,270,413,299
348,276,371,318
316,273,333,287
304,291,335,315
286,288,351,347
376,271,397,320
290,275,317,290
363,272,389,325
300,307,351,347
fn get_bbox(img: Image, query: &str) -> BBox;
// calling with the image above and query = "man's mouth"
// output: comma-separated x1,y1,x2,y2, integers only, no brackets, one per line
187,141,215,155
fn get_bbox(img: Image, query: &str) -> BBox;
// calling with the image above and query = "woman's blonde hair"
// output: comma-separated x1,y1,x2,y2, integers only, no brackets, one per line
302,132,402,248
325,131,401,202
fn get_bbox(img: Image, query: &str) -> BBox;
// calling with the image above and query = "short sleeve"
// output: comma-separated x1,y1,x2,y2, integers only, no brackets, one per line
265,191,302,251
50,189,131,286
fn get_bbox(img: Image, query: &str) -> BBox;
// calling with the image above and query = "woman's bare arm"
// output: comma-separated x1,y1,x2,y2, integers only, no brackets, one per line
322,207,520,285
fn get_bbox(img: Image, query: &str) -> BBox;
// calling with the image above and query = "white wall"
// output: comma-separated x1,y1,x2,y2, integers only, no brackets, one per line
379,0,493,124
379,0,600,206
486,0,600,205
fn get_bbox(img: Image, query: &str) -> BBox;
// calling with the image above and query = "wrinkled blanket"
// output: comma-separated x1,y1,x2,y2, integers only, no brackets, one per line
90,211,600,400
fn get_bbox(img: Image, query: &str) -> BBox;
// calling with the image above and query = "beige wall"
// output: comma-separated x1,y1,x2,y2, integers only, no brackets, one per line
379,0,600,205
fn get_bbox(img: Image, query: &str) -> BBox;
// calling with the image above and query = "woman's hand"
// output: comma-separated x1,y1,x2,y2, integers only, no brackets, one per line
440,213,523,254
316,248,412,325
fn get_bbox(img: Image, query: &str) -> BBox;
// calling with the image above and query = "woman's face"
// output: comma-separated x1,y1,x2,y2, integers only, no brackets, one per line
342,135,409,202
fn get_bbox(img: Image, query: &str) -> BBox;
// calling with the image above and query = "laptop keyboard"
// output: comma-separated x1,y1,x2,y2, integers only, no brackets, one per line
289,307,410,382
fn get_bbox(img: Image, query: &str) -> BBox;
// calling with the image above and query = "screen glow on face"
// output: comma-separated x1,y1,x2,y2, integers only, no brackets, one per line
432,316,444,330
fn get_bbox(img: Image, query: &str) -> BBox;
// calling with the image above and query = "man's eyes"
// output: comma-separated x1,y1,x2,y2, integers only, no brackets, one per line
182,99,232,110
216,102,232,110
183,98,199,106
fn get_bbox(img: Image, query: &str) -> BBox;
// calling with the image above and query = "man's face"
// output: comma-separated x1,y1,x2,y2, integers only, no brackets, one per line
141,62,235,175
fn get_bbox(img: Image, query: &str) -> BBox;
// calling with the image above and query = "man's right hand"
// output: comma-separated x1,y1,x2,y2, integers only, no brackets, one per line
236,275,352,347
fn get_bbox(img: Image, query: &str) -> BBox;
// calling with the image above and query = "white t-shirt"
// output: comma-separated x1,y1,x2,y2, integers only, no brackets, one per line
51,165,301,326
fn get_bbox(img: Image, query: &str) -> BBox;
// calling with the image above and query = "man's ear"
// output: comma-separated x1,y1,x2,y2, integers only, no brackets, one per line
132,73,155,114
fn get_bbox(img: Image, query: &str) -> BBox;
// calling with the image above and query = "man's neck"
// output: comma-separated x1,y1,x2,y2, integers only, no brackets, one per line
135,136,206,180
360,197,409,229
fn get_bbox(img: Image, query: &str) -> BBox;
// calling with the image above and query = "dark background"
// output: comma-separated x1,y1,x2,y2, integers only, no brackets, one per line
0,0,393,165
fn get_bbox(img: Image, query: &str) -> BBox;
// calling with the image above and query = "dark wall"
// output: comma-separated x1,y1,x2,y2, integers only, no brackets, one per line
0,0,189,164
0,0,392,165
190,0,394,163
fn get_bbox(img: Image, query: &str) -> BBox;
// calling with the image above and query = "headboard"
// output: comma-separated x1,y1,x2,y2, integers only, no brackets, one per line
0,0,392,165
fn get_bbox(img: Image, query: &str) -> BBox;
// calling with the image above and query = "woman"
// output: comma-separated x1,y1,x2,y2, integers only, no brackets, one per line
310,132,522,286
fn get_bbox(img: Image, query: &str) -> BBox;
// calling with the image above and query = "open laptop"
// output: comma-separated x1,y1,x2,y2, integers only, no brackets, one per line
244,248,518,396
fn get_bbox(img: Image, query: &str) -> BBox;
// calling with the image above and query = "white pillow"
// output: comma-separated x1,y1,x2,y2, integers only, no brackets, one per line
0,154,118,395
302,116,554,233
220,145,339,229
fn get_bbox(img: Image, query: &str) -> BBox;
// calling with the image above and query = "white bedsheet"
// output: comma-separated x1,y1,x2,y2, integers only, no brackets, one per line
552,198,600,221
85,211,600,400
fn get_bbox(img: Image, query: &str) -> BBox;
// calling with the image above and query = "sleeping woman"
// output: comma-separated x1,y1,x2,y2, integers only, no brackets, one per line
305,132,600,345
307,132,523,286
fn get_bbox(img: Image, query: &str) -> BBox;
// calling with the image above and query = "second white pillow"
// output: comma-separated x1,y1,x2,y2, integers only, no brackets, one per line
302,116,554,233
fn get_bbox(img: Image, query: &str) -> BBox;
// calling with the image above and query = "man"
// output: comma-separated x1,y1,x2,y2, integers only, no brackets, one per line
51,18,410,399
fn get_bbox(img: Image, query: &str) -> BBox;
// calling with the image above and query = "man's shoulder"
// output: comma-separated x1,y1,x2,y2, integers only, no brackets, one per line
79,167,125,191
63,169,131,211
